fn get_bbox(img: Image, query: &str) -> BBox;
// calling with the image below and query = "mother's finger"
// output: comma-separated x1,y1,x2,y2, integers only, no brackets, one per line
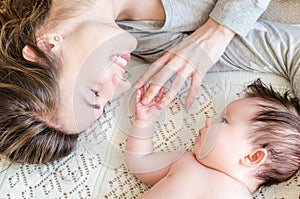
142,51,191,103
158,69,189,108
184,72,203,109
133,51,174,89
141,66,172,105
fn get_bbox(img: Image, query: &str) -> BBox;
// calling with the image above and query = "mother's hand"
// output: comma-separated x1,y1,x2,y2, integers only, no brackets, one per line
133,18,235,109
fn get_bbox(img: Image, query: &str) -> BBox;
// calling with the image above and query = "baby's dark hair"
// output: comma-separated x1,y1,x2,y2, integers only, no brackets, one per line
244,79,300,187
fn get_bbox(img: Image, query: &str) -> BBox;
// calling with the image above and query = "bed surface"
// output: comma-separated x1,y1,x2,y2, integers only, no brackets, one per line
0,57,299,198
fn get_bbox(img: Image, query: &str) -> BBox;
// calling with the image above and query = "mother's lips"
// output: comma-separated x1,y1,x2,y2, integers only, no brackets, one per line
119,54,131,62
111,54,131,71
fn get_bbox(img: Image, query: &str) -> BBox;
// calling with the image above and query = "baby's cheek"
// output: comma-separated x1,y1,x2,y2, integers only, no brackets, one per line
200,124,225,158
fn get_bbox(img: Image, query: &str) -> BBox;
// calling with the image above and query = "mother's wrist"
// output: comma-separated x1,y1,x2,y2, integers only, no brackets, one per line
206,18,235,39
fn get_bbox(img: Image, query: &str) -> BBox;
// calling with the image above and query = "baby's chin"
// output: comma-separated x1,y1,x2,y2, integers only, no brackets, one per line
112,74,131,98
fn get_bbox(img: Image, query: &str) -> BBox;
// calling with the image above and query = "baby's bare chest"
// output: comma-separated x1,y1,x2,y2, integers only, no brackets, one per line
159,153,252,199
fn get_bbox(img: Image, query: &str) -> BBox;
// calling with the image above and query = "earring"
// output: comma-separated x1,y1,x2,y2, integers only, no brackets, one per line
54,36,60,42
53,35,63,43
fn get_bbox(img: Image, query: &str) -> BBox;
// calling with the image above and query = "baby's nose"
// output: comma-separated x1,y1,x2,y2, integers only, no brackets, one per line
205,118,212,127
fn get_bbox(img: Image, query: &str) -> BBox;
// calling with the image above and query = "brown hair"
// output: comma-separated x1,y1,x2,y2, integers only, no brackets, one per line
245,79,300,187
0,0,78,164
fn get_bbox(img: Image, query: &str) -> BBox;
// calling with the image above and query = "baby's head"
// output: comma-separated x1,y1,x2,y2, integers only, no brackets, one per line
194,79,300,188
243,79,300,186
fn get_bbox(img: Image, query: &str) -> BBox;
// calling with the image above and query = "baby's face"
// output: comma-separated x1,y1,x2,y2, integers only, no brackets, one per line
193,98,259,172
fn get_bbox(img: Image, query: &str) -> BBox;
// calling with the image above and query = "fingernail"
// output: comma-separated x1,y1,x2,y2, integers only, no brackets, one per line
142,97,149,105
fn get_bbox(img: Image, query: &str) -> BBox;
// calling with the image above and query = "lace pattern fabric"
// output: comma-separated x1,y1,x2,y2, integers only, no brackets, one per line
0,62,299,199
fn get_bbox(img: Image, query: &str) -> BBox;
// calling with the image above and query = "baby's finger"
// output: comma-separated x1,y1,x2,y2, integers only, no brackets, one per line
146,83,150,90
136,89,142,103
155,88,165,103
159,73,187,108
140,86,145,97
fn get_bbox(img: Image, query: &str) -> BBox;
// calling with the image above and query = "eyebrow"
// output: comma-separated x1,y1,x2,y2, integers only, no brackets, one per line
221,109,231,121
83,97,101,110
226,111,231,120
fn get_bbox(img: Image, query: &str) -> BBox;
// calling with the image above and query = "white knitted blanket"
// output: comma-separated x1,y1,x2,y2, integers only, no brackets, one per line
0,58,299,198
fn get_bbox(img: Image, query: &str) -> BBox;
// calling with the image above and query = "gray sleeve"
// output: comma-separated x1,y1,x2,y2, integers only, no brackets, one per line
160,0,215,31
214,21,300,98
209,0,271,36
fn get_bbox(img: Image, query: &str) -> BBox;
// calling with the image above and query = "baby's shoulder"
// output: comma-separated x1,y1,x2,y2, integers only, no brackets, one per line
169,153,252,199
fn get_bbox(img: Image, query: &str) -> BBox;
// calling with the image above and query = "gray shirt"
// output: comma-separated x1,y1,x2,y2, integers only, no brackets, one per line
160,0,270,36
118,0,300,98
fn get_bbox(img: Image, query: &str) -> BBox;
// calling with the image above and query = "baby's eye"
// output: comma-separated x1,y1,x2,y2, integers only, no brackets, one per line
221,117,228,124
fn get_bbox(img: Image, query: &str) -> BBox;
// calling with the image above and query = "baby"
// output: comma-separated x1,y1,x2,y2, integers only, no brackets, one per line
125,79,300,199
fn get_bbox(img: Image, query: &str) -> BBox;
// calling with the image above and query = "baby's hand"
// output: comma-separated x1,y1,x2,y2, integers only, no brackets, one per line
136,84,164,121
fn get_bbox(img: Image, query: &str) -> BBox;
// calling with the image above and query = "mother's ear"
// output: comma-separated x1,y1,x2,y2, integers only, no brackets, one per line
22,33,63,62
240,148,268,167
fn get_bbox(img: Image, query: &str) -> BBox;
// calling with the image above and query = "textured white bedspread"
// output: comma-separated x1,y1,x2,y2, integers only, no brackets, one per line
1,57,299,199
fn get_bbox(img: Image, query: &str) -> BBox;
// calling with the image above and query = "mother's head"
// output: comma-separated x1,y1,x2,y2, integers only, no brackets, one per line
0,0,136,164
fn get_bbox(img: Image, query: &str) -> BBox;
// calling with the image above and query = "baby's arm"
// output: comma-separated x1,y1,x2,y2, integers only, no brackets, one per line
125,86,182,185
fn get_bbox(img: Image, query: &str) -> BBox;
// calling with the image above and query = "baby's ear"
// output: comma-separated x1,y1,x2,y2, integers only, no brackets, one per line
240,148,268,167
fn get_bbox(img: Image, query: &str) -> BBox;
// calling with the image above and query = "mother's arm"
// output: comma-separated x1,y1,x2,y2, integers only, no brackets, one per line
133,0,271,109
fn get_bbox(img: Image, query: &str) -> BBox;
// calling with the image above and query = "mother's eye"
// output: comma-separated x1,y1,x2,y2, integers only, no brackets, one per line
91,89,100,97
82,89,101,110
90,103,101,109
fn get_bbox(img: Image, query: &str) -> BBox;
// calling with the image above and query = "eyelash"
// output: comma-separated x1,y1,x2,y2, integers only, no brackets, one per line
221,117,228,124
90,103,101,110
82,90,101,110
91,89,100,97
91,89,101,109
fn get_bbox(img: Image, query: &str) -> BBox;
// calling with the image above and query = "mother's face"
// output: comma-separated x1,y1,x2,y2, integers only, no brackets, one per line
57,21,137,133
